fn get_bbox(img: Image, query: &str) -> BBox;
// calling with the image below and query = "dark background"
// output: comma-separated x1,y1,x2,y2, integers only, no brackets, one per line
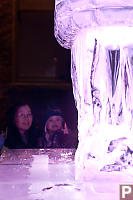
0,0,78,131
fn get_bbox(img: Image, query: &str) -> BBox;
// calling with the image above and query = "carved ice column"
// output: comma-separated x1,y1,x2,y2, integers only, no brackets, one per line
54,0,133,179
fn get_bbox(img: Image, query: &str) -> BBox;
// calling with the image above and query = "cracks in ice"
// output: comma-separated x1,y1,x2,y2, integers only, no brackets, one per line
42,183,81,192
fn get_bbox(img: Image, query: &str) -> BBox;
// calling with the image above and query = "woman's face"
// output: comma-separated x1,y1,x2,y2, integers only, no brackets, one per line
14,105,33,134
46,115,63,133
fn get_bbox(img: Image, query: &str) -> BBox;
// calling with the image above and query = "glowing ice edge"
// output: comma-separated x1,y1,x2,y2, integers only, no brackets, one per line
71,26,133,180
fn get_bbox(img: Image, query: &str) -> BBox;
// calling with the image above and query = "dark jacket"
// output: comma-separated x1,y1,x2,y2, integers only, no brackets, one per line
38,130,78,149
4,125,41,149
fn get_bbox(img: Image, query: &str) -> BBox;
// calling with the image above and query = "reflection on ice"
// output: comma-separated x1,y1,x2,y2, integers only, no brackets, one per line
0,149,123,200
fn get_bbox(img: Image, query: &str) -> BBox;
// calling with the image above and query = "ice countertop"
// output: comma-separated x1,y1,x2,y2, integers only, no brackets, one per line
0,148,131,200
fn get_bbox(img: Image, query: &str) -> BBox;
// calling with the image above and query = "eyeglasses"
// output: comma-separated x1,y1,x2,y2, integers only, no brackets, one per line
17,113,32,119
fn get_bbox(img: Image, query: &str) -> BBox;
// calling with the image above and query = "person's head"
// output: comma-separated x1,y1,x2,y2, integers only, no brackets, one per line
44,109,65,135
8,102,33,134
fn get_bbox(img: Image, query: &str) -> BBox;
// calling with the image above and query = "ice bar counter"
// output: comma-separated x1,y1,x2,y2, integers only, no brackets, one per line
0,148,130,200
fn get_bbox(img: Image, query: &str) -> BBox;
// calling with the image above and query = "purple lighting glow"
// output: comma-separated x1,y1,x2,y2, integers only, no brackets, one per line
54,0,133,180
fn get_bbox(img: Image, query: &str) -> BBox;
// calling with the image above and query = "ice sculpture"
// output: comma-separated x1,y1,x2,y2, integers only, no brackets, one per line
54,0,133,180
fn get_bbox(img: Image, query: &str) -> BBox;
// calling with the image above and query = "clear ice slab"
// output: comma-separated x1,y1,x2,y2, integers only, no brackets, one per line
0,149,131,200
54,0,133,179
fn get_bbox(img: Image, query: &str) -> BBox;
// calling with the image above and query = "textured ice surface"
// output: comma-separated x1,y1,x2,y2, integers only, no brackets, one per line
54,0,133,180
0,149,130,200
54,0,133,48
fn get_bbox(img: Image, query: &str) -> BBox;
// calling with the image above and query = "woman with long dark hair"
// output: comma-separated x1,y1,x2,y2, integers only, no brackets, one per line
5,102,41,149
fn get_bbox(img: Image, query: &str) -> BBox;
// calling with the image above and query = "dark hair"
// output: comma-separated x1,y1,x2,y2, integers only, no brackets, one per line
5,102,40,149
7,102,33,128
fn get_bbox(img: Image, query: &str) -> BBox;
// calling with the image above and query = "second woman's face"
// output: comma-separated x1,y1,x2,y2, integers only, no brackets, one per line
14,105,33,134
46,116,63,133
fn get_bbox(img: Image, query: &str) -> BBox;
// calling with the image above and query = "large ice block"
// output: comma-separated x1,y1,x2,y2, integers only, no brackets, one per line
54,0,133,180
